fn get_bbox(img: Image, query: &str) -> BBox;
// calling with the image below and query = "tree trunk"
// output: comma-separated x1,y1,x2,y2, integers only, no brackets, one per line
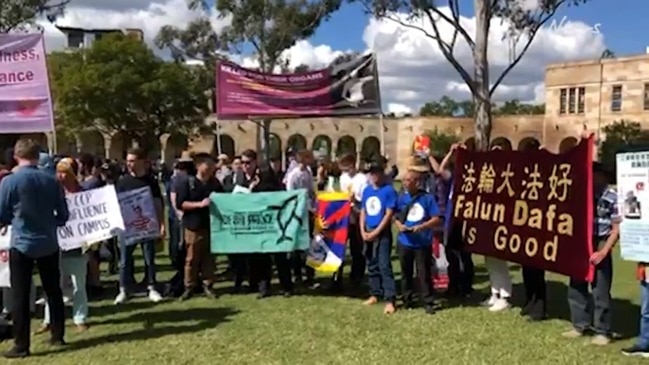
473,0,492,151
257,119,272,161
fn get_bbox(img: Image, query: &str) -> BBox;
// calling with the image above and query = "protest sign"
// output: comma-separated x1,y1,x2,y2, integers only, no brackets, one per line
58,185,124,251
0,227,10,287
118,187,160,246
306,192,350,273
0,34,54,133
617,150,649,262
452,137,594,280
210,190,310,253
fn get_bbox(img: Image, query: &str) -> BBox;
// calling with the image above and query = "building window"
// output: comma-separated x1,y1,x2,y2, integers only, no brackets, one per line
559,89,567,114
568,88,576,113
611,85,622,112
67,31,84,48
577,87,585,114
644,84,649,111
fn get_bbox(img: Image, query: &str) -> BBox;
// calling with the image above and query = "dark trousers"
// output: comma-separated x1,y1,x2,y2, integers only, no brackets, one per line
250,253,293,295
333,221,366,286
398,243,434,306
365,230,396,302
568,250,613,335
446,223,474,295
522,266,546,319
229,254,248,290
10,248,65,351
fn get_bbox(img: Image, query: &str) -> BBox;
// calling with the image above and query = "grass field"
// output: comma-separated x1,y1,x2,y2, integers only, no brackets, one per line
0,249,644,364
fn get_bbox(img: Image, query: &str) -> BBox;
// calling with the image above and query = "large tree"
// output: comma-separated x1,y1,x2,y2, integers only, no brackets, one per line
0,0,69,32
362,0,589,150
158,0,342,158
52,33,209,153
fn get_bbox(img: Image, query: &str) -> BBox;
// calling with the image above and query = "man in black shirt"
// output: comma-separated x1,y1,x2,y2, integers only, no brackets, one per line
114,148,165,305
175,153,223,300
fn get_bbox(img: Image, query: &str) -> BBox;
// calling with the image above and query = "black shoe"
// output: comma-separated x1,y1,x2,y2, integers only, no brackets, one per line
424,305,436,315
3,347,29,358
622,345,649,357
403,301,415,309
179,289,193,301
257,292,270,300
204,286,217,299
526,314,547,322
281,291,293,298
520,301,532,316
49,339,67,347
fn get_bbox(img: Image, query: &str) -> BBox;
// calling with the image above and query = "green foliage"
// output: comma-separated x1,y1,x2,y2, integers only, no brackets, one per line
51,33,209,149
0,0,68,32
418,96,543,117
416,128,459,158
599,120,649,171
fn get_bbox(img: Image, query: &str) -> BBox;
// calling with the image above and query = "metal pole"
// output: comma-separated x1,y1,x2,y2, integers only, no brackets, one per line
215,119,222,154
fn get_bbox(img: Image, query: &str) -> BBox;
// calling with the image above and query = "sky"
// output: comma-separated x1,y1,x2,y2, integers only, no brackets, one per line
36,0,645,116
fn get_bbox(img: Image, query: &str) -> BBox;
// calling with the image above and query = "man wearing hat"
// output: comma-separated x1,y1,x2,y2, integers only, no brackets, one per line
215,153,232,184
394,157,442,314
564,160,619,346
360,156,398,314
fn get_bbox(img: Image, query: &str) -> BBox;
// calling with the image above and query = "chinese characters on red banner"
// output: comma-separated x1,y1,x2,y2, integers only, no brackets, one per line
452,138,594,280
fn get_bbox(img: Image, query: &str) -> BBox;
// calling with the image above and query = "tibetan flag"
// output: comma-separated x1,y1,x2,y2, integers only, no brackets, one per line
306,192,351,273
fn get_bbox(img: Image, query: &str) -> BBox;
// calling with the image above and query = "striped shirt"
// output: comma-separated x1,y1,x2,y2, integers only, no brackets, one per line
594,186,620,238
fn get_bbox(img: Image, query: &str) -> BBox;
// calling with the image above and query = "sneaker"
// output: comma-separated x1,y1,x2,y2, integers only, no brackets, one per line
489,298,510,312
591,334,611,346
481,295,498,307
203,286,217,299
63,296,72,305
561,329,584,338
35,297,46,306
113,291,128,305
179,289,193,301
622,345,649,357
148,288,163,303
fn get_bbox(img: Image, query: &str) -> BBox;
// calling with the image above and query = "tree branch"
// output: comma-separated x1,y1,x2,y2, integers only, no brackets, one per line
489,7,559,96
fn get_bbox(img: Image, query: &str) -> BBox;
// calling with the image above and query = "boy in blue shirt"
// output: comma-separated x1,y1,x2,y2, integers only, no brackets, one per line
395,167,442,314
360,158,398,314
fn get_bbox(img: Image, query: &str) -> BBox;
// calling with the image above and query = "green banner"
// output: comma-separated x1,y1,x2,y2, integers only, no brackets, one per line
210,189,310,253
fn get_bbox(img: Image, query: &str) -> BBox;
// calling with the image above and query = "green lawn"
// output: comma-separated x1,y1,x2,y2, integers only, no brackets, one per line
0,250,644,364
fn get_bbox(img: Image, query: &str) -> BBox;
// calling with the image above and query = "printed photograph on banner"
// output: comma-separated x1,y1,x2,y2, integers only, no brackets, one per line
117,186,160,246
0,226,10,287
0,34,54,133
58,185,125,251
617,151,649,262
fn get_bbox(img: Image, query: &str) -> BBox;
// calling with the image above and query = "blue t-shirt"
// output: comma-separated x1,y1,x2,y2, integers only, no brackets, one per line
396,191,441,248
361,183,398,230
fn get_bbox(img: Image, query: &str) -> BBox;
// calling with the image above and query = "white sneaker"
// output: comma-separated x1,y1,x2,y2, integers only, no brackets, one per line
481,295,498,307
63,296,72,305
489,298,511,312
148,289,163,303
35,297,46,306
114,291,128,305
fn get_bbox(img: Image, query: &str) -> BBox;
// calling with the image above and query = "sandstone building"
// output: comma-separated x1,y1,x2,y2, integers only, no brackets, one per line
10,52,649,173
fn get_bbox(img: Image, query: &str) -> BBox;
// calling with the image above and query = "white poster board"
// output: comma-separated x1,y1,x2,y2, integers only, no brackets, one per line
0,226,9,287
58,185,125,251
617,151,649,262
117,187,160,246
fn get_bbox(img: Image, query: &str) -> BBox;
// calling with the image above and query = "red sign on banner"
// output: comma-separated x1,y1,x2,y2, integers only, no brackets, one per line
452,138,594,280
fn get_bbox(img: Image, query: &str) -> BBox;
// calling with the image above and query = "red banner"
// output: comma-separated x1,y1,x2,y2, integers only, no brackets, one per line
451,138,594,280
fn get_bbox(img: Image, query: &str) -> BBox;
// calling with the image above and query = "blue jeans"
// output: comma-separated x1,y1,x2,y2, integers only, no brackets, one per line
119,238,157,290
638,281,649,348
168,218,182,266
364,230,396,302
45,255,87,325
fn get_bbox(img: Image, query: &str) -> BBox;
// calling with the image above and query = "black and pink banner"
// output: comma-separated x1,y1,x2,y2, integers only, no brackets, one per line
216,53,380,118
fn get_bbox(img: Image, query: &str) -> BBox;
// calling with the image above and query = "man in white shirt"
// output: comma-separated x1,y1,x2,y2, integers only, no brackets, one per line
285,149,318,289
335,153,368,289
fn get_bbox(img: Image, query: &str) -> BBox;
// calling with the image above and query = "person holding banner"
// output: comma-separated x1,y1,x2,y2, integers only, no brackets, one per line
395,164,443,314
36,158,90,334
175,153,223,300
0,139,69,359
336,153,367,289
114,148,165,305
564,161,619,346
360,157,398,315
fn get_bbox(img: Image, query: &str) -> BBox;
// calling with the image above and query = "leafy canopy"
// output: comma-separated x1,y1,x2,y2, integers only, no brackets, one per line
0,0,69,32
